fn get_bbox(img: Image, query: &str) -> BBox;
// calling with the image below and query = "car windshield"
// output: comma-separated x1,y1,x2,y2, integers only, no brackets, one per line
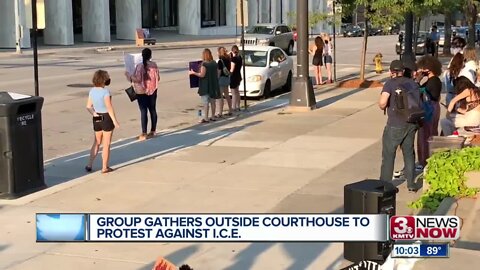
240,50,268,67
247,26,275,35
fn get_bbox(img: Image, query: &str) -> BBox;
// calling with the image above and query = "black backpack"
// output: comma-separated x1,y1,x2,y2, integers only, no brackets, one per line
390,78,425,124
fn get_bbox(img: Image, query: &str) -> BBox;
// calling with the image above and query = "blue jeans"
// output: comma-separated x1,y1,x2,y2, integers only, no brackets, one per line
380,124,418,188
137,91,157,134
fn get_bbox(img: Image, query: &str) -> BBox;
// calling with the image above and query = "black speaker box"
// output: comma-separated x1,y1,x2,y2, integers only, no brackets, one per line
343,179,398,263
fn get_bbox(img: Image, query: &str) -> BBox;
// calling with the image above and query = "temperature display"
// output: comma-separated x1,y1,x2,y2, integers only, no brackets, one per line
419,244,449,257
392,243,449,258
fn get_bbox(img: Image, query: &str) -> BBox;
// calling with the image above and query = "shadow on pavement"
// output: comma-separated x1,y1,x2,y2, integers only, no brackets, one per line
454,241,480,251
44,96,289,188
224,206,344,270
316,87,366,109
138,245,200,270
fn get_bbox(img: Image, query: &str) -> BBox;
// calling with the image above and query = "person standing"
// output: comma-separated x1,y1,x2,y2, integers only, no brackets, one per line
379,60,421,192
125,48,160,141
217,47,233,117
430,25,440,57
229,45,243,112
322,34,334,83
85,70,120,174
309,36,325,85
189,48,221,123
415,55,443,170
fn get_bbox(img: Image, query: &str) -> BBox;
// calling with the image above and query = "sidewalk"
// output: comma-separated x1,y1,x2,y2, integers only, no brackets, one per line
0,30,237,57
0,71,473,269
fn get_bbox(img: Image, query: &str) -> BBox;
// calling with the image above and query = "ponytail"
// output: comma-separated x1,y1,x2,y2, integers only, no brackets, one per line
141,48,152,80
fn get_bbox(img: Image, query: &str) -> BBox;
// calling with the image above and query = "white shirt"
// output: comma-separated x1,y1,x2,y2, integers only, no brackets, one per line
459,60,478,84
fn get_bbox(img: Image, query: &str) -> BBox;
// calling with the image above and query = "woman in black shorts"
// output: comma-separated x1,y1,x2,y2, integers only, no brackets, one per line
229,45,243,112
85,70,120,174
309,36,325,85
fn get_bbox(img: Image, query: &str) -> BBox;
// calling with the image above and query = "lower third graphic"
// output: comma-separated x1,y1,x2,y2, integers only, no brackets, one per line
36,214,86,242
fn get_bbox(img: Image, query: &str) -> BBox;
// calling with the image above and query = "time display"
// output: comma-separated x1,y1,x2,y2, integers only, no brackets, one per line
392,244,421,258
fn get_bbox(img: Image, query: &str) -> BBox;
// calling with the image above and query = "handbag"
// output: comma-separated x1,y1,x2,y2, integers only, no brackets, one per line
125,85,137,102
220,59,231,77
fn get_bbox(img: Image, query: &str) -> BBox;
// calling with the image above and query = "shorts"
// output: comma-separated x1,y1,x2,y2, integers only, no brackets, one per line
324,55,333,64
93,113,115,132
200,95,210,105
219,76,230,87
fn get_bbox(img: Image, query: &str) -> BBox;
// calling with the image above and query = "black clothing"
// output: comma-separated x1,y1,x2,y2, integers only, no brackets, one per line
230,54,243,88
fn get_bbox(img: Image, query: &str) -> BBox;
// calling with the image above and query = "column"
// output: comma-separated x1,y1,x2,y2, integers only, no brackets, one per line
44,0,74,45
178,0,200,35
271,0,278,23
0,0,15,48
115,0,141,40
226,0,236,27
248,0,258,25
82,0,110,42
0,0,31,48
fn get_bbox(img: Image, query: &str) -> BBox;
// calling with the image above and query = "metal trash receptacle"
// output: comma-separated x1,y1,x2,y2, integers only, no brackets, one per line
0,92,45,199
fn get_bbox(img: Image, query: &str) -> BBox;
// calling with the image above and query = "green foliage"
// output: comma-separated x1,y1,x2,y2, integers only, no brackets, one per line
409,147,480,212
287,11,341,30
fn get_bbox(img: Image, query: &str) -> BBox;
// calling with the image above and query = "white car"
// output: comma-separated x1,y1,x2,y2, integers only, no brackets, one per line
237,46,293,98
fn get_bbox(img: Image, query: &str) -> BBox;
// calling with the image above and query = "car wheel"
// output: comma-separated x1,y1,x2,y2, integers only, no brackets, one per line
262,80,271,99
287,41,294,55
283,71,293,92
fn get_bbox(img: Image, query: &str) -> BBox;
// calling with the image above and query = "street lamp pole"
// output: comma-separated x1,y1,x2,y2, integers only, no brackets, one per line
333,0,337,82
32,0,39,96
14,0,22,54
241,0,247,111
289,0,316,109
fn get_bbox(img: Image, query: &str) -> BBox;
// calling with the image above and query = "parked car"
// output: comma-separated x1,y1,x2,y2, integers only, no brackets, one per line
343,25,363,37
238,24,295,55
237,46,293,98
396,32,428,55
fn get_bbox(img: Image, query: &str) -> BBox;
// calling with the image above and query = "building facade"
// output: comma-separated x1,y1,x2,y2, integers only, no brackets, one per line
0,0,328,48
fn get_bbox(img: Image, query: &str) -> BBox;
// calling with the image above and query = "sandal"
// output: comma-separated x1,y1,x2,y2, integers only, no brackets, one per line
199,119,209,123
147,131,156,139
85,166,92,173
138,134,148,141
101,167,115,174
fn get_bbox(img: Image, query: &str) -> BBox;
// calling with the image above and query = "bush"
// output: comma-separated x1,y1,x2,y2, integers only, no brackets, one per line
409,147,480,211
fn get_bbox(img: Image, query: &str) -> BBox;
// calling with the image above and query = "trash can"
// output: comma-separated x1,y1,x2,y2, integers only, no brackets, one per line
0,92,45,199
343,179,398,263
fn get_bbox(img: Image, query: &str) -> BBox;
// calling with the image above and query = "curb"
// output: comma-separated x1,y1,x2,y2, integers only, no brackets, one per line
0,38,237,58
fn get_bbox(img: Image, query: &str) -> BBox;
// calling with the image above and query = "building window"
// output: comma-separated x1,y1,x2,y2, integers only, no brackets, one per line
201,0,226,28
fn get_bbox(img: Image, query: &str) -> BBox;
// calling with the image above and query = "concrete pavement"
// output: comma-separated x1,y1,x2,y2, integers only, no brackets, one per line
0,70,437,270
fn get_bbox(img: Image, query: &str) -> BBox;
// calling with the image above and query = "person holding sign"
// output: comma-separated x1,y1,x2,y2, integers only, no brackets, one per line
125,48,160,141
189,49,221,123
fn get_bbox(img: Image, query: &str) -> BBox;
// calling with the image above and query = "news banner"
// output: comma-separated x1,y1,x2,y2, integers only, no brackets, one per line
36,214,460,258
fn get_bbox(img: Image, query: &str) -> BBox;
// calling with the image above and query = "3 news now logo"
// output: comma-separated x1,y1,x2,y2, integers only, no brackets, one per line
390,216,461,241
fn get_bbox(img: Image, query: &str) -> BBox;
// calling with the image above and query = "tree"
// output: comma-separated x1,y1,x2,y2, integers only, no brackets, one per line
287,11,341,36
465,0,480,46
340,0,447,81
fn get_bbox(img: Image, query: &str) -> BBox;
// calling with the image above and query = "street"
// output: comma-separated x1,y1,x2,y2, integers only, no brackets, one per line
0,35,398,160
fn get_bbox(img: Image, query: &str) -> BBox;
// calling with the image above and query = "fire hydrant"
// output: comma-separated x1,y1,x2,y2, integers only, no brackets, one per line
373,53,383,74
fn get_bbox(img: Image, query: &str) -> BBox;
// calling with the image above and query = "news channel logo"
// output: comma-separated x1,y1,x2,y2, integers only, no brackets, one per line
36,214,86,242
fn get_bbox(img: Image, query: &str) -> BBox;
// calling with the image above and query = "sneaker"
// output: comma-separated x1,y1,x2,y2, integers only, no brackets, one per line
415,165,424,171
393,170,403,178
